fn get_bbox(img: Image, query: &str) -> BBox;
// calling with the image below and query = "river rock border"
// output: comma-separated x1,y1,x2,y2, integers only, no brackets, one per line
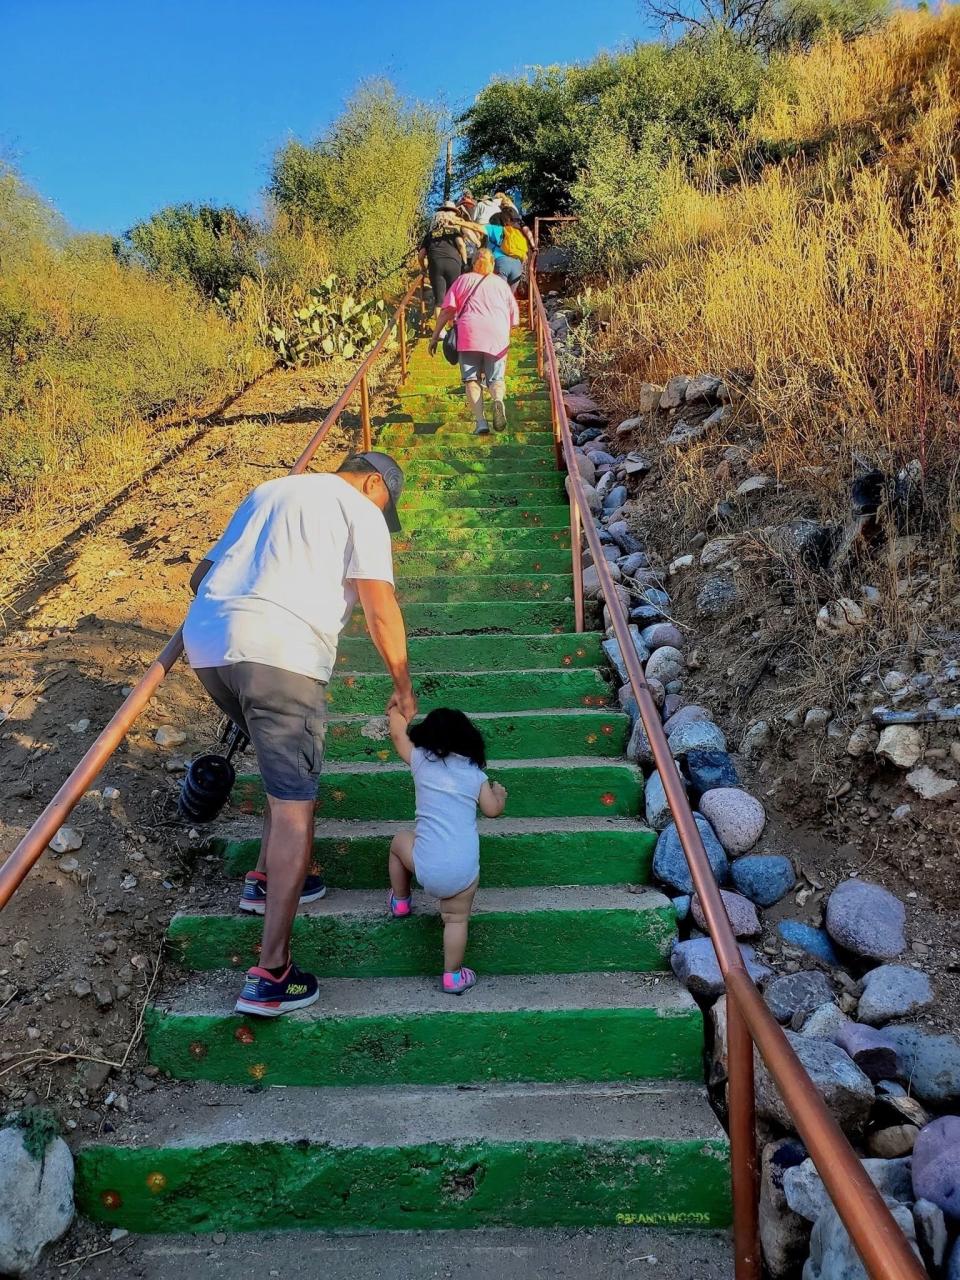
547,293,960,1280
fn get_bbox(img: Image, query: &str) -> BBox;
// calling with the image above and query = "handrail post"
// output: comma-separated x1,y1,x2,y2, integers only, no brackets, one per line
728,996,761,1280
399,305,408,383
360,372,372,452
570,496,586,633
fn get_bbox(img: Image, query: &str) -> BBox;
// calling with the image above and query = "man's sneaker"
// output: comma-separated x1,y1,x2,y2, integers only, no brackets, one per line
491,400,508,433
238,869,326,915
472,420,491,436
442,966,477,995
234,962,319,1017
389,892,412,918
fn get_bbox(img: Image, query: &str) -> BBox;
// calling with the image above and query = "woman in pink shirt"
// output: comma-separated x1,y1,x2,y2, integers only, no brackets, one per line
427,248,520,436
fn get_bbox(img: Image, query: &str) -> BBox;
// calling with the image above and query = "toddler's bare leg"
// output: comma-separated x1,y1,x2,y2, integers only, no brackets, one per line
440,877,479,972
389,830,415,899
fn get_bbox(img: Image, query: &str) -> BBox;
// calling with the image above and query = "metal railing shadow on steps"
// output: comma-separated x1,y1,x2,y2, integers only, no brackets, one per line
0,271,428,912
526,265,925,1280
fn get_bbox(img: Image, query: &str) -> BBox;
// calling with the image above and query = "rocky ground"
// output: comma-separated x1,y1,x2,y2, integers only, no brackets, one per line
549,293,960,1278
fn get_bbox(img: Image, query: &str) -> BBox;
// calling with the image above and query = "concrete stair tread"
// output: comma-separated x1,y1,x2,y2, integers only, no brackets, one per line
327,707,623,726
175,884,672,923
77,1226,733,1279
268,755,639,777
214,813,655,842
160,969,695,1019
82,1079,725,1148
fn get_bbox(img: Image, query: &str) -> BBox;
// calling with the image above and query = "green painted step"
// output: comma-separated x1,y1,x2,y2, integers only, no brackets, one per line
324,709,629,763
388,443,556,462
396,456,556,476
336,631,603,672
399,490,562,511
394,575,571,604
401,472,563,492
326,669,608,716
346,600,588,636
378,427,554,448
231,758,643,820
395,547,572,575
166,886,675,975
395,525,570,552
214,816,655,885
397,505,570,529
145,973,703,1088
74,1082,731,1234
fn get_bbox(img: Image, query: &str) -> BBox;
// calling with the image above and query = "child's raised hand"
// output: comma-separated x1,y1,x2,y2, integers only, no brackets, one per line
490,781,507,804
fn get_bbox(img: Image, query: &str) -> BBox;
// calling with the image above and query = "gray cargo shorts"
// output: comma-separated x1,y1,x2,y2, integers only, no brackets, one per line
194,661,327,802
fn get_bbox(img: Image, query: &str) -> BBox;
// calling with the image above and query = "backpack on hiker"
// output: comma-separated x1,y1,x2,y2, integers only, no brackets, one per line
499,224,528,261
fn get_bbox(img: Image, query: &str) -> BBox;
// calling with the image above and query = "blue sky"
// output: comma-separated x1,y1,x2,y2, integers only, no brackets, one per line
1,0,651,234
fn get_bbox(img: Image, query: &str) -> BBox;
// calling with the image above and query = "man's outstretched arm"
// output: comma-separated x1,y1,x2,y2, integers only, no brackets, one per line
355,578,417,719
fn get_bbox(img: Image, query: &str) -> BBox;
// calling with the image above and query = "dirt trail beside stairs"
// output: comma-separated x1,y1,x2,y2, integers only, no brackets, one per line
0,362,379,1129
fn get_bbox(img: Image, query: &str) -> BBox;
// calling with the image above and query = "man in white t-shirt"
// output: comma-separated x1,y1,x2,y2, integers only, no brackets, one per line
183,451,416,1016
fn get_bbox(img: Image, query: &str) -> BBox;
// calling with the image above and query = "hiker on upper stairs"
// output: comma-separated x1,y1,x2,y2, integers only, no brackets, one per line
419,202,469,319
427,247,519,436
182,451,416,1017
386,705,508,995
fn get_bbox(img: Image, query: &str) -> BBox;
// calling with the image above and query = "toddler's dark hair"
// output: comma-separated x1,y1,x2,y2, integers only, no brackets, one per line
408,707,486,769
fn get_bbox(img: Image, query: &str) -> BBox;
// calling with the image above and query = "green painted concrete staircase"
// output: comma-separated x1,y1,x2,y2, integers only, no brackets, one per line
74,325,731,1238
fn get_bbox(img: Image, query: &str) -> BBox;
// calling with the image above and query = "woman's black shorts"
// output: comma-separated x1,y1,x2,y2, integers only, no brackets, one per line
428,256,462,306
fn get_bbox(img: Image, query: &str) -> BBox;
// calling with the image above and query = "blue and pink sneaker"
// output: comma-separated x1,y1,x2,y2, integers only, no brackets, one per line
239,869,326,915
389,893,412,918
442,966,477,995
234,961,319,1017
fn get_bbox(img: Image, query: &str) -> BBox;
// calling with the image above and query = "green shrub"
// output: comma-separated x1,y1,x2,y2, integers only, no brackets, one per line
121,202,261,299
267,276,389,367
270,81,442,291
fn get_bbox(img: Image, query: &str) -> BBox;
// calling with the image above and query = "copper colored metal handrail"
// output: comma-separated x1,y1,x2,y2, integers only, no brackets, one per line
0,273,425,912
529,268,926,1280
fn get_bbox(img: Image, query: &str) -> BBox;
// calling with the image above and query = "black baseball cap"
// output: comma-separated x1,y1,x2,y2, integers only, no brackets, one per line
355,450,405,533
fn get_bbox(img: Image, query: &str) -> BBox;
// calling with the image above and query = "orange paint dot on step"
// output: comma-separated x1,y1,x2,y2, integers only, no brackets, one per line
344,677,356,688
576,648,587,658
377,750,390,761
235,1026,256,1046
146,1172,167,1193
602,724,614,735
248,1062,268,1081
600,792,616,807
101,1190,123,1210
586,733,598,745
189,1041,207,1059
331,789,346,804
562,655,572,666
230,954,242,966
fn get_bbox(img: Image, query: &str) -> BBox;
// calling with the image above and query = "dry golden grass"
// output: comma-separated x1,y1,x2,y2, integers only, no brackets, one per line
592,7,960,523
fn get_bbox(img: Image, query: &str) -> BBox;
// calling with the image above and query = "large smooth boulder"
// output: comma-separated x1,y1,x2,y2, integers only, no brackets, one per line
912,1116,960,1219
699,787,766,855
671,937,770,999
686,750,739,800
800,1003,849,1040
644,764,685,833
731,854,795,907
691,888,760,938
764,971,835,1024
756,1033,875,1135
668,719,727,757
639,622,683,651
662,703,711,736
825,879,906,960
877,1027,960,1106
858,965,933,1026
660,375,690,409
653,812,729,894
0,1125,74,1276
830,1021,902,1083
803,1198,920,1280
777,921,840,967
784,1156,913,1222
645,645,685,685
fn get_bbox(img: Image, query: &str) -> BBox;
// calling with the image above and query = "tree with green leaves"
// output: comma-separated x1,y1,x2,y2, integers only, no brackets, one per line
120,203,260,298
270,81,442,290
640,0,888,54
